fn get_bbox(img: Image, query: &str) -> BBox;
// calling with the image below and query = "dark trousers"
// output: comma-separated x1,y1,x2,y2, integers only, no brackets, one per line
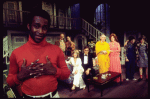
126,58,136,79
83,73,91,85
82,69,95,85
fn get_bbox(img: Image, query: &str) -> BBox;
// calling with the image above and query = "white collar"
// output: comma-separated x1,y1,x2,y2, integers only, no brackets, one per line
84,54,88,56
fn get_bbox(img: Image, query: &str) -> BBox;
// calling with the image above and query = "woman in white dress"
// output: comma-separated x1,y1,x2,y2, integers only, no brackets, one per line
67,50,86,90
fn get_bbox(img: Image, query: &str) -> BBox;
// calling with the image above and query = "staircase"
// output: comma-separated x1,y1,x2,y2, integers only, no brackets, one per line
81,18,104,42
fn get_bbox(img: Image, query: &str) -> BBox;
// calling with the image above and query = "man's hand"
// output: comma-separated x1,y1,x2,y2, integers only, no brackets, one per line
24,56,57,78
85,69,90,75
40,56,57,75
17,59,41,81
85,68,91,75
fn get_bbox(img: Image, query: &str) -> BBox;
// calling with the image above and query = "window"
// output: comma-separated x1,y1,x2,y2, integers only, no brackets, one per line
94,3,110,33
59,9,65,27
3,36,8,58
95,4,104,25
46,37,52,43
46,37,51,41
8,2,16,23
14,37,25,43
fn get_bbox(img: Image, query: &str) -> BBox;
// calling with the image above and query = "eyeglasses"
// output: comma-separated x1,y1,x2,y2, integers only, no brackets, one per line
84,50,89,51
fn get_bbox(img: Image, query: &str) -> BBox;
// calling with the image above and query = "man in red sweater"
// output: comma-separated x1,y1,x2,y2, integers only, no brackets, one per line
6,9,70,98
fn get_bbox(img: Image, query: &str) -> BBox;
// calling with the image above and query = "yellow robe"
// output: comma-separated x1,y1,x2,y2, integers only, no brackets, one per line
95,41,110,74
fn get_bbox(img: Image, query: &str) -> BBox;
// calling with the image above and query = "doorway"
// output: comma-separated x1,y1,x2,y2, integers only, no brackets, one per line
78,36,83,51
74,34,87,53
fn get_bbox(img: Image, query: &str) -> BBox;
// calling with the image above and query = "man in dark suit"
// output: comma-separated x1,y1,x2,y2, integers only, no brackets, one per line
80,46,95,85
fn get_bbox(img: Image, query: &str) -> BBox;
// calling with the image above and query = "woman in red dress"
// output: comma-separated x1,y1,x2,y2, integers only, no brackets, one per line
109,33,122,82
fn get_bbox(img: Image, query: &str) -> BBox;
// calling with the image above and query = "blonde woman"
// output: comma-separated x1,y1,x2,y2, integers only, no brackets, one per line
67,50,86,90
95,34,110,74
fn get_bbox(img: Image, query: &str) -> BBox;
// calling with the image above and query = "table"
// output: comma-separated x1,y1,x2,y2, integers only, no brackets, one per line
87,71,121,97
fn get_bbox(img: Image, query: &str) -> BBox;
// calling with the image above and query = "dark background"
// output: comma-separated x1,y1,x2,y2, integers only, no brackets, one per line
110,1,149,35
80,0,149,37
79,0,149,46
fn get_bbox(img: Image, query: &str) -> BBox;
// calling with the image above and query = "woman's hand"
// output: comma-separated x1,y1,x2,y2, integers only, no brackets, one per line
109,50,113,52
103,51,107,55
124,40,129,47
74,70,78,74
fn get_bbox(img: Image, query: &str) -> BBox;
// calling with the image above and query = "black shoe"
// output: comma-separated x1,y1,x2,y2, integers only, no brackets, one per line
138,78,142,82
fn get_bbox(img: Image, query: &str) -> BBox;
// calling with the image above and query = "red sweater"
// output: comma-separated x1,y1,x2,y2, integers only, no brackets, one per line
6,35,70,96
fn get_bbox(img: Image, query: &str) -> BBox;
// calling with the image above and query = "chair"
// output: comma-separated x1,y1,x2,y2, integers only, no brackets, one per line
62,64,74,84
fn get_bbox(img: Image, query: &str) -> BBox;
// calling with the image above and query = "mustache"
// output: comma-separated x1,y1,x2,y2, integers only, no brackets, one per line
35,32,46,37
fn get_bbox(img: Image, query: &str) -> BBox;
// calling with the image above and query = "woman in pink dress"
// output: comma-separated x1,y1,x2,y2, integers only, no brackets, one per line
109,33,122,82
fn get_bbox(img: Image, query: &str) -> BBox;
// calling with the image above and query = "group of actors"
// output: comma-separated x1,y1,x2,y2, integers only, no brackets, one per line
124,35,148,81
56,32,148,91
6,9,148,98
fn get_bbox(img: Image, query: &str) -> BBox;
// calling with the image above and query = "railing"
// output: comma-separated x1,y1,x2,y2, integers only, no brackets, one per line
3,8,106,41
49,15,81,30
3,8,81,30
3,8,30,26
82,18,104,41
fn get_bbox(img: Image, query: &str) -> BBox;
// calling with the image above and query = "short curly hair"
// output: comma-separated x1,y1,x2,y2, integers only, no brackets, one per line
109,33,118,42
27,9,51,28
128,36,135,42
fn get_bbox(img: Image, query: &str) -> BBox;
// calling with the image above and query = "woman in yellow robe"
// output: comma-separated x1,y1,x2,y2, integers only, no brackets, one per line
95,34,110,74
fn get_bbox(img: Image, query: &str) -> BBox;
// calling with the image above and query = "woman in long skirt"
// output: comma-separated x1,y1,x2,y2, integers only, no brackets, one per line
109,33,122,82
95,34,110,74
